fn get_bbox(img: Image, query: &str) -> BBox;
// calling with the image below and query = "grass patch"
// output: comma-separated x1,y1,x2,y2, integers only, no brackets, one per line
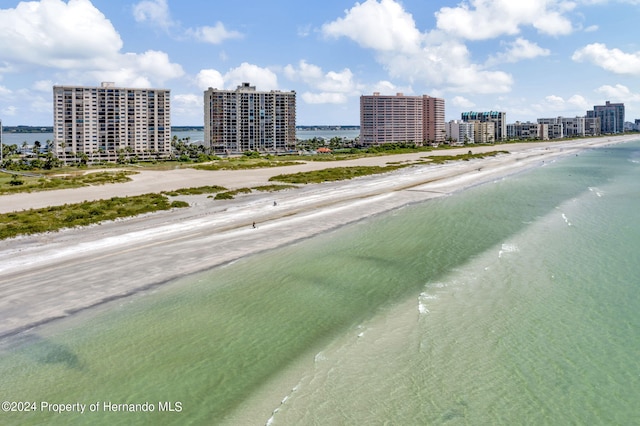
269,165,404,184
251,184,298,192
194,159,303,171
0,193,188,240
162,185,227,196
0,171,137,195
424,150,508,164
213,187,252,200
268,151,509,184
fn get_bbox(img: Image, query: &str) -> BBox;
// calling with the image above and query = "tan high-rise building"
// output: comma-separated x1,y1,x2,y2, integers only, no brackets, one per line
359,92,445,146
423,96,446,144
53,82,171,162
204,82,296,154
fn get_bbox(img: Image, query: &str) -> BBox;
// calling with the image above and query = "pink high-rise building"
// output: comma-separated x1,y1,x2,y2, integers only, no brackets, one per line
360,93,445,146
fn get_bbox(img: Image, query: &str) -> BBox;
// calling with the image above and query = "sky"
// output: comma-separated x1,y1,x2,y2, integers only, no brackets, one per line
1,0,640,126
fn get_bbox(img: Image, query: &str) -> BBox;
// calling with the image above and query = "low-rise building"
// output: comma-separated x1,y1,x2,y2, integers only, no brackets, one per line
507,121,549,140
445,120,474,144
537,118,564,139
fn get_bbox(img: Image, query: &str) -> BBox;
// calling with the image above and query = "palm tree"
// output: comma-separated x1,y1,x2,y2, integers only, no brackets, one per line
58,141,67,165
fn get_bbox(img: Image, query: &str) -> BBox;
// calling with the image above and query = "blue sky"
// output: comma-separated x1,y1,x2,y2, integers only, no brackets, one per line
1,0,640,126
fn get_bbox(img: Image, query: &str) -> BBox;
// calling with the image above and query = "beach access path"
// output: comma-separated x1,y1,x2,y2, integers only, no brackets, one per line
0,136,635,338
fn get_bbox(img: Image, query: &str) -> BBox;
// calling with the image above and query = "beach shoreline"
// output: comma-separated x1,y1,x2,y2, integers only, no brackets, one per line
0,136,636,339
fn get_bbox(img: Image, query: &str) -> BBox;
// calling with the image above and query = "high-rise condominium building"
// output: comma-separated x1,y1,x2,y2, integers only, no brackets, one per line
53,82,171,162
461,111,507,142
360,93,446,146
204,82,296,154
587,101,625,134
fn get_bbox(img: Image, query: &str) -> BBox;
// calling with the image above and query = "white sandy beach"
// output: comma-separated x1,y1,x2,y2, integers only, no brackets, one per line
0,136,635,338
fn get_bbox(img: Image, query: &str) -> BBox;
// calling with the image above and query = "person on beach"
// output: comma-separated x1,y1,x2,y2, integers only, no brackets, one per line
252,222,256,228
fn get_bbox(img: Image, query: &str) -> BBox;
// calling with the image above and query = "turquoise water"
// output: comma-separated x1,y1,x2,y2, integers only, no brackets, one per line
1,141,639,425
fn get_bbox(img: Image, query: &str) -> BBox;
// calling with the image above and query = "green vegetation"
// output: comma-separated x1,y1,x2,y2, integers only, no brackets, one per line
194,159,303,171
269,150,509,184
423,150,508,164
213,188,252,200
269,165,404,184
252,184,298,192
0,171,136,195
0,149,512,239
162,185,227,196
211,184,297,199
0,193,188,240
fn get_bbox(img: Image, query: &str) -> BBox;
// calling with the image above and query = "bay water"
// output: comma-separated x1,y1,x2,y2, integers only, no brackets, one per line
1,140,639,425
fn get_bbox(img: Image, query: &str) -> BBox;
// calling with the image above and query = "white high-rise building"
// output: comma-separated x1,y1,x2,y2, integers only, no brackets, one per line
204,83,296,154
53,82,171,162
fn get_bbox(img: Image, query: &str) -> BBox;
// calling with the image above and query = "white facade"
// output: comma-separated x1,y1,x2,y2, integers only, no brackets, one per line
53,82,171,162
445,120,474,144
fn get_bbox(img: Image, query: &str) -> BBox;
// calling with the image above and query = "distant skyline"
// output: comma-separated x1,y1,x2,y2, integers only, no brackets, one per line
1,0,640,126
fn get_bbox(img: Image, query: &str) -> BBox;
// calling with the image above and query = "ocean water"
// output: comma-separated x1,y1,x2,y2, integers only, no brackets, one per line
1,140,639,425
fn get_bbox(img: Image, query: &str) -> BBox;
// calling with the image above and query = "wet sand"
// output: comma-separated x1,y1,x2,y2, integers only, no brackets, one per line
0,137,634,338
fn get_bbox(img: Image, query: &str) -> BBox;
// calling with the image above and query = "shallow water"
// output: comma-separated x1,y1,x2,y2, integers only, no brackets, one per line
1,141,639,425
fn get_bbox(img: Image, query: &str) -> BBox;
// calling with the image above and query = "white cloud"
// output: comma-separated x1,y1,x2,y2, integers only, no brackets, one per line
0,85,12,96
196,69,225,90
32,80,54,92
528,93,591,117
285,60,360,94
132,0,173,30
322,1,514,95
451,96,476,108
572,43,640,75
187,22,243,44
195,64,281,93
0,0,123,68
487,38,551,65
301,92,348,104
0,1,184,88
368,80,413,95
224,63,279,91
595,84,640,102
172,94,203,124
132,0,243,44
435,0,575,40
381,39,514,94
584,24,598,32
129,50,184,83
322,0,421,53
285,61,323,84
284,60,361,104
2,105,17,116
